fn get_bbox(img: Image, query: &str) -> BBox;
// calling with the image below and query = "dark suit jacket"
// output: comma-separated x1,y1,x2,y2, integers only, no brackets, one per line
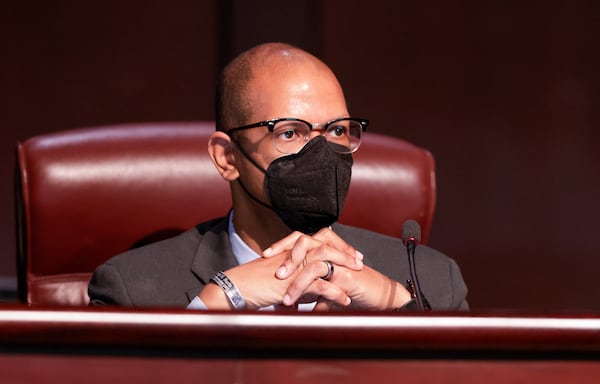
88,216,468,310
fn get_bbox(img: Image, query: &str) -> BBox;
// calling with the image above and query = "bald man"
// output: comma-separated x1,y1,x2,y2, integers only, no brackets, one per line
88,43,468,311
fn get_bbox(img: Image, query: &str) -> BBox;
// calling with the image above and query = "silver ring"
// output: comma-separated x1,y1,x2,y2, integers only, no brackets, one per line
320,260,334,281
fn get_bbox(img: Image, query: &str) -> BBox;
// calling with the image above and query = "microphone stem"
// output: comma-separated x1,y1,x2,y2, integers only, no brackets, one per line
407,240,425,311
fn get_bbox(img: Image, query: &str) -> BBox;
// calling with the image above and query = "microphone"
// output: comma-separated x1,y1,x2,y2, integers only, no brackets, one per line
402,220,427,311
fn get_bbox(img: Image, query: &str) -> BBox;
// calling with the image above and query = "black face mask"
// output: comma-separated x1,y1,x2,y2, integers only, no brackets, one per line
236,136,353,233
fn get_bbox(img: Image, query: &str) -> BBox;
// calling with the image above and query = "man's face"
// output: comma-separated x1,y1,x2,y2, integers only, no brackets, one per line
233,58,350,202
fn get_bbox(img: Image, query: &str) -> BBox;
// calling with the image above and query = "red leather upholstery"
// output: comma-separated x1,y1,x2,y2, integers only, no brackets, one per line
343,132,436,244
15,121,436,306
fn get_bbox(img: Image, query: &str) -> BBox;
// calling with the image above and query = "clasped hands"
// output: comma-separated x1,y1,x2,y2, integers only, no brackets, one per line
203,228,412,311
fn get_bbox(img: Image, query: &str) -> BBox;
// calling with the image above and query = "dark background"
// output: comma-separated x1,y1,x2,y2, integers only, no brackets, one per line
2,1,599,312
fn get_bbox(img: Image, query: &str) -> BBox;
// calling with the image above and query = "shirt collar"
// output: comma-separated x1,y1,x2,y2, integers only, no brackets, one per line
226,211,316,311
228,210,261,265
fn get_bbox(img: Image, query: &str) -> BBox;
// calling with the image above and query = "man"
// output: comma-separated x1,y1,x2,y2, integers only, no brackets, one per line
88,42,468,311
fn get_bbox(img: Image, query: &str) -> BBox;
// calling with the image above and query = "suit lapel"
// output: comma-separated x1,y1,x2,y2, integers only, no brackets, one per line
185,217,239,302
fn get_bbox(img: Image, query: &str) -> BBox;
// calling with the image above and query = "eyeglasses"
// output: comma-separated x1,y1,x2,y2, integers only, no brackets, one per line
226,117,368,154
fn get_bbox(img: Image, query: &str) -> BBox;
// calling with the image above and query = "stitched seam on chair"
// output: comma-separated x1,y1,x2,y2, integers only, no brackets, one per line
29,272,93,284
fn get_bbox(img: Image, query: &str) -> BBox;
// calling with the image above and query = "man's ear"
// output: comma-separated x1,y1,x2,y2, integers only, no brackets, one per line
208,131,239,181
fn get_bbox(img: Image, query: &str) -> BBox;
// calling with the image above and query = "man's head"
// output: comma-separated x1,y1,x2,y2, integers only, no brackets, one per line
209,42,365,240
215,42,349,133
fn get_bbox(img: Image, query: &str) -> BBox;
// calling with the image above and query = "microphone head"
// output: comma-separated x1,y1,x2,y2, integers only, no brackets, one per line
402,219,422,245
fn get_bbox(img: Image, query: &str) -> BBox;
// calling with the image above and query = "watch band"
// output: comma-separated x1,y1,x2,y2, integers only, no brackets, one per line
209,271,247,310
394,298,418,311
394,279,432,312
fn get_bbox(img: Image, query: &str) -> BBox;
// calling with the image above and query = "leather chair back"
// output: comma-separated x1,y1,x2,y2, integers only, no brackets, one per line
15,122,436,306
